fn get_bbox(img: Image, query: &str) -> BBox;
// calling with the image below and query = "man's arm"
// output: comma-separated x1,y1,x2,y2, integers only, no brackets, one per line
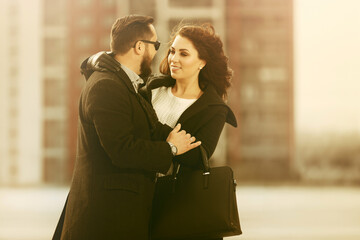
86,78,199,173
151,122,172,141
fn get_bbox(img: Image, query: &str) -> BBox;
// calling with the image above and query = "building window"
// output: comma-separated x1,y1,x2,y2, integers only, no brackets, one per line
169,0,213,8
102,16,115,28
9,45,18,56
242,85,257,102
44,120,65,148
8,86,18,98
8,3,19,16
258,67,287,82
8,146,18,157
10,164,18,178
101,35,110,50
9,107,18,118
78,0,94,7
44,0,66,25
77,36,94,49
101,0,116,7
8,26,18,37
9,65,19,78
44,80,65,107
168,18,213,33
78,16,93,28
8,127,18,139
44,38,65,65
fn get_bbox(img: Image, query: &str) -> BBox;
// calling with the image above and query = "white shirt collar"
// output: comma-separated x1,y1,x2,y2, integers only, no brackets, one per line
120,64,144,93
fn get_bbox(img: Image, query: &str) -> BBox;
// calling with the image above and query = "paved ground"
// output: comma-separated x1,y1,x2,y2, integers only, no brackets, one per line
0,185,359,240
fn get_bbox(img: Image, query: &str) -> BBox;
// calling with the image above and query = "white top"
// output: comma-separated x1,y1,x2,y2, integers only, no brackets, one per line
151,87,197,128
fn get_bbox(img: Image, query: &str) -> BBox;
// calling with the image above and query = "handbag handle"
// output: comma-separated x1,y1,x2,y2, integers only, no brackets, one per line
199,145,211,189
173,145,210,177
170,145,211,190
199,145,210,175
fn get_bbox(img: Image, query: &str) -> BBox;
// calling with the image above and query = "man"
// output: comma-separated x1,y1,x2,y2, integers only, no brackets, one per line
57,15,200,240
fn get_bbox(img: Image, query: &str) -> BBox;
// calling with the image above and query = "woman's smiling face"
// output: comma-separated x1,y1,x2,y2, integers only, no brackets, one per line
168,35,205,81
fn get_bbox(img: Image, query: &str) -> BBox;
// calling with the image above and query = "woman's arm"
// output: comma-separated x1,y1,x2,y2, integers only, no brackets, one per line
175,107,228,169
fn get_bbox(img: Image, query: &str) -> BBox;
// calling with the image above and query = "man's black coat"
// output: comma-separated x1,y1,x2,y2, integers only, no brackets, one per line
60,66,173,240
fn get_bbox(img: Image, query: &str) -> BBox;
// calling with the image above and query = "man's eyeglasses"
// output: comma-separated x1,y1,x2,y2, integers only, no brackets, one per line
136,40,161,51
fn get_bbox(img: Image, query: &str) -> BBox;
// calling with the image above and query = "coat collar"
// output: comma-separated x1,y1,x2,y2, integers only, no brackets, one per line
80,52,137,95
115,67,137,94
146,75,237,127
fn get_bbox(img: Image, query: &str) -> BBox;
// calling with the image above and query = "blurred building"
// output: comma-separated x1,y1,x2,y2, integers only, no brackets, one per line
42,0,69,183
227,0,294,180
0,0,294,185
0,0,43,185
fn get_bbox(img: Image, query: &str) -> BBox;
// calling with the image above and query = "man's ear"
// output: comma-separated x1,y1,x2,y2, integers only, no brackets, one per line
134,41,144,55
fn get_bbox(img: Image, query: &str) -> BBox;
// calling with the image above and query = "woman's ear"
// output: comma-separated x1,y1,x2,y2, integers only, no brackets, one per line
199,60,207,70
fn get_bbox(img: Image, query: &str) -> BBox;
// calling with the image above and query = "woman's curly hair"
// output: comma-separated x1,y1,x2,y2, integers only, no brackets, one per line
159,23,233,99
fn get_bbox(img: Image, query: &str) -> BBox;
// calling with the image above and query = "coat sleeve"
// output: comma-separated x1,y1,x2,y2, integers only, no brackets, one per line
86,78,173,174
151,122,172,141
175,107,227,169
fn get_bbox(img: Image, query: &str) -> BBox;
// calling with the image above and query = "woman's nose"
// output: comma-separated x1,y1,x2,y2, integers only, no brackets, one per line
170,53,179,62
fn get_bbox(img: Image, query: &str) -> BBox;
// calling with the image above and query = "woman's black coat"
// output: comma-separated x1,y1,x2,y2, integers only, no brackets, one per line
140,75,237,170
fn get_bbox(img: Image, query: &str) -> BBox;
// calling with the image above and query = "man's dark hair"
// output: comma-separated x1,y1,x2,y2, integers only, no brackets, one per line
110,15,154,55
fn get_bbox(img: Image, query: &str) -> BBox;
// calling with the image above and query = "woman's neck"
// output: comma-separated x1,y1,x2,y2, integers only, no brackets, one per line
172,77,203,99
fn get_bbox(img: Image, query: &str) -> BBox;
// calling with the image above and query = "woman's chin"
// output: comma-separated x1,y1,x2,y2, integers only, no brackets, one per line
170,72,179,78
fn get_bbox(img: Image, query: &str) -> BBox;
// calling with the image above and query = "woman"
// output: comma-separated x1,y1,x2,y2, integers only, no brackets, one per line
143,24,237,240
142,24,237,173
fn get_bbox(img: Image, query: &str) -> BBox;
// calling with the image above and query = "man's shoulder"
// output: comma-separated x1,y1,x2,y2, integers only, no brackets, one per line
86,71,125,88
88,70,118,83
81,71,129,98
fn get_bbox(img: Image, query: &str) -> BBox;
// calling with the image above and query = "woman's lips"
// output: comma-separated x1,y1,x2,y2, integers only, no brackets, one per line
170,66,181,72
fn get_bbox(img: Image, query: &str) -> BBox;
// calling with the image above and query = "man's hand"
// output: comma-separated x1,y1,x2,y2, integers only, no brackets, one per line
166,124,201,155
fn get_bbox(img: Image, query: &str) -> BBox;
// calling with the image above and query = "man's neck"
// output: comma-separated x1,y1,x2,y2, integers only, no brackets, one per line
114,53,141,75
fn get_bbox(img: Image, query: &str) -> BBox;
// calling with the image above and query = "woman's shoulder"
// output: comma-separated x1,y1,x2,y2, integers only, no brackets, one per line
202,84,237,127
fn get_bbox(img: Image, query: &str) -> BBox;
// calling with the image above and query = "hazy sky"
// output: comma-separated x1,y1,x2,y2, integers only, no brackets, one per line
294,0,360,133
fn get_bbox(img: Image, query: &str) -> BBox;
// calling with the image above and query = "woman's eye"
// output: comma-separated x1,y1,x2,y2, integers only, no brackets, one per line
181,53,188,56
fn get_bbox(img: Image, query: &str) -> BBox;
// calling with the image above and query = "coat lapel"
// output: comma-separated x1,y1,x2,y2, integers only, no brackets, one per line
176,84,219,124
176,91,209,124
177,84,237,127
115,67,137,95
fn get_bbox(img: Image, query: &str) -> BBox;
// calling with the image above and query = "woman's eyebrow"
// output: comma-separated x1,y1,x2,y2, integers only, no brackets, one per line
170,46,190,52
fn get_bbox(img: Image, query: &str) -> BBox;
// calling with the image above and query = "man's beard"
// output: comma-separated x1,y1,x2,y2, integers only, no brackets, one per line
139,51,152,80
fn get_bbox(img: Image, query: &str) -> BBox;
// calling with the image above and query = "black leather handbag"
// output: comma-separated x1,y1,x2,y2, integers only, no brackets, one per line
151,146,242,239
